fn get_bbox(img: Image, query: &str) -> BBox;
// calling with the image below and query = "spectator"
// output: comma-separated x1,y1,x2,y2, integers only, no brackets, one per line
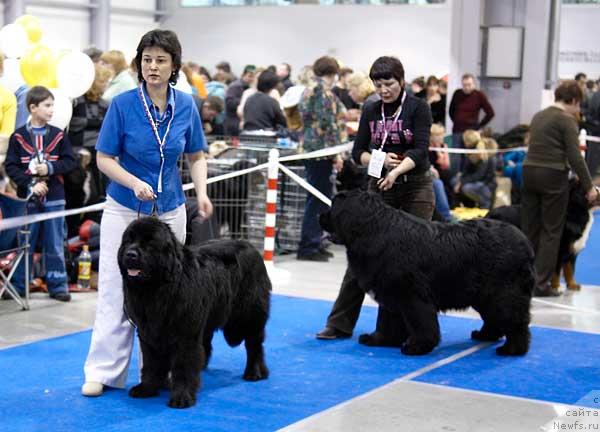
429,124,453,222
14,84,29,129
82,29,213,398
297,56,345,262
575,72,587,93
100,50,137,102
521,80,597,297
216,61,236,84
243,70,287,132
199,95,225,136
333,67,360,110
438,78,448,97
316,55,435,342
345,72,379,127
238,68,281,128
502,130,528,204
84,46,103,63
4,86,76,302
224,64,256,136
205,70,227,101
68,64,111,188
347,72,379,106
452,130,496,209
0,51,17,165
425,75,446,125
185,61,208,98
277,63,294,91
411,76,426,98
448,73,495,148
429,123,454,209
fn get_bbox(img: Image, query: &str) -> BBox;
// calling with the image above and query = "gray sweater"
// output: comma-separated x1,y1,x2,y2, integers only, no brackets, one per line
524,106,593,191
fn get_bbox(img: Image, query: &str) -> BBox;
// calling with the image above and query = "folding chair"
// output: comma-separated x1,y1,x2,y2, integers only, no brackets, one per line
0,193,31,310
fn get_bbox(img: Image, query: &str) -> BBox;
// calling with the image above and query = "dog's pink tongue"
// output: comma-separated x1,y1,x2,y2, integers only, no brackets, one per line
127,269,141,277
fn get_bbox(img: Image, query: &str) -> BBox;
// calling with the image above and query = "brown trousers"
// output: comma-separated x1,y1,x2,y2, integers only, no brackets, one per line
521,165,569,291
325,176,434,334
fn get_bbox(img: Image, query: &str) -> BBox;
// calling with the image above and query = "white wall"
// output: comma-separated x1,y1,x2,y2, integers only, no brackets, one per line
162,4,451,79
559,4,600,80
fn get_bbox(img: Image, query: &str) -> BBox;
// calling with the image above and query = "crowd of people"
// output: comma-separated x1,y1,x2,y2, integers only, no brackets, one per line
0,30,598,305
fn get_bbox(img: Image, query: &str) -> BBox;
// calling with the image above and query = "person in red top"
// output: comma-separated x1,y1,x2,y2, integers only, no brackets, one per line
448,73,495,173
449,73,494,146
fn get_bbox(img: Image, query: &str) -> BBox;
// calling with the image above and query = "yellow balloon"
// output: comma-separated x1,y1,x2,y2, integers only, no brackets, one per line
19,44,56,88
15,14,43,43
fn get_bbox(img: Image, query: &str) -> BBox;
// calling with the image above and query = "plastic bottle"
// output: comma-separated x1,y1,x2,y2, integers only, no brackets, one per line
77,245,92,290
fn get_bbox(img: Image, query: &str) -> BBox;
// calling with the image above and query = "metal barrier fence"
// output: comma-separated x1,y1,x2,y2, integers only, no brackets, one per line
179,135,308,253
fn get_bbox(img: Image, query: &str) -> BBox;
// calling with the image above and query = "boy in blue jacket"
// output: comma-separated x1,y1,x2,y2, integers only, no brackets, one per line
4,86,76,301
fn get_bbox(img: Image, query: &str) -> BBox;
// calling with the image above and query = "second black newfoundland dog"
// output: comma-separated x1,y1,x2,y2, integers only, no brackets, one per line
118,217,271,409
320,190,535,356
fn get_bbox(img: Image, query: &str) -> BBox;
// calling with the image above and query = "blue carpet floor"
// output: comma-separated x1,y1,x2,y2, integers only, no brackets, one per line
2,295,600,431
575,212,600,286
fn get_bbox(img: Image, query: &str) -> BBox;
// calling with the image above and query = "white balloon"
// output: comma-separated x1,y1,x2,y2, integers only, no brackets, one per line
56,51,95,99
48,88,73,130
0,58,25,92
0,24,29,59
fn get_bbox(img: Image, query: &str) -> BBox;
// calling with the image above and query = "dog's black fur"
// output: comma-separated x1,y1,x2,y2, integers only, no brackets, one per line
487,179,595,291
118,217,271,408
320,190,535,356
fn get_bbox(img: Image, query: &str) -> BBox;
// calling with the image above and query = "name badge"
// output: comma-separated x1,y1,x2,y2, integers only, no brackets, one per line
368,149,386,178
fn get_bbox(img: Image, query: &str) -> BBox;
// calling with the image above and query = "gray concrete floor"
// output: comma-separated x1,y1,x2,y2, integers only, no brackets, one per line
1,245,599,431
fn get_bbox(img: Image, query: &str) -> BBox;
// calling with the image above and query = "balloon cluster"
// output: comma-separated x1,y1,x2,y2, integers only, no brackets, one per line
0,15,96,130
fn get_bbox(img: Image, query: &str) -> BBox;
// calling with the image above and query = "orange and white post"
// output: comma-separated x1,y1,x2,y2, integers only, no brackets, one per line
263,148,290,284
263,148,279,263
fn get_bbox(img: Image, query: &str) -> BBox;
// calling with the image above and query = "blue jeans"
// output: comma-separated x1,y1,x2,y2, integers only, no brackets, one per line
298,159,333,256
462,181,493,209
432,178,453,221
451,132,465,175
13,201,68,295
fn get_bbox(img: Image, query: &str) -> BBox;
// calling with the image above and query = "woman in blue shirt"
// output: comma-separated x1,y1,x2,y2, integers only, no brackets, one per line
82,30,213,397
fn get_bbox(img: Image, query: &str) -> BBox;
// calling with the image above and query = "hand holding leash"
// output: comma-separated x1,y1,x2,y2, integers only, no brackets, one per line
133,180,155,201
32,181,48,197
377,170,399,191
197,193,213,219
587,186,600,205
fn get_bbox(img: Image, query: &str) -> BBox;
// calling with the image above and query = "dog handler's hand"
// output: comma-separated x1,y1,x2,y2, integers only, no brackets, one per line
586,186,599,204
384,153,401,169
197,193,214,220
133,180,155,201
378,170,399,191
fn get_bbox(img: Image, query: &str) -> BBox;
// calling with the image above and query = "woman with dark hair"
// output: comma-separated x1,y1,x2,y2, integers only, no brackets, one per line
317,56,435,345
81,29,214,397
425,75,446,125
521,80,598,297
296,55,346,262
242,70,287,132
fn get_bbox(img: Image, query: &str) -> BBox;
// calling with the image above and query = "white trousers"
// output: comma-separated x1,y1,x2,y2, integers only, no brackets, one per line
83,196,186,388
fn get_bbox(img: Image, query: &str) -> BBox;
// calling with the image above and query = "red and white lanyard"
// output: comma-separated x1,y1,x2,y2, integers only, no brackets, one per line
138,83,176,194
379,90,407,150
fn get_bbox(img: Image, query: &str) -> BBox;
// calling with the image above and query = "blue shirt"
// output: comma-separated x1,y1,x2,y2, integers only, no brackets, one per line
96,84,207,215
15,85,29,129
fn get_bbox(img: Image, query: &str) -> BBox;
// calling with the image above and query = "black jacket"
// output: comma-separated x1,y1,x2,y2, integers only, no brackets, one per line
5,124,76,200
352,92,432,174
243,92,287,132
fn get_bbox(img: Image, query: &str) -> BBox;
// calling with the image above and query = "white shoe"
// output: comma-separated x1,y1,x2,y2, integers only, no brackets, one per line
81,381,103,397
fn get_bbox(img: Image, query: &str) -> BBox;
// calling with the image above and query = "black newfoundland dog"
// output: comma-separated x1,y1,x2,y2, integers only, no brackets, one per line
118,217,271,409
320,190,535,356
